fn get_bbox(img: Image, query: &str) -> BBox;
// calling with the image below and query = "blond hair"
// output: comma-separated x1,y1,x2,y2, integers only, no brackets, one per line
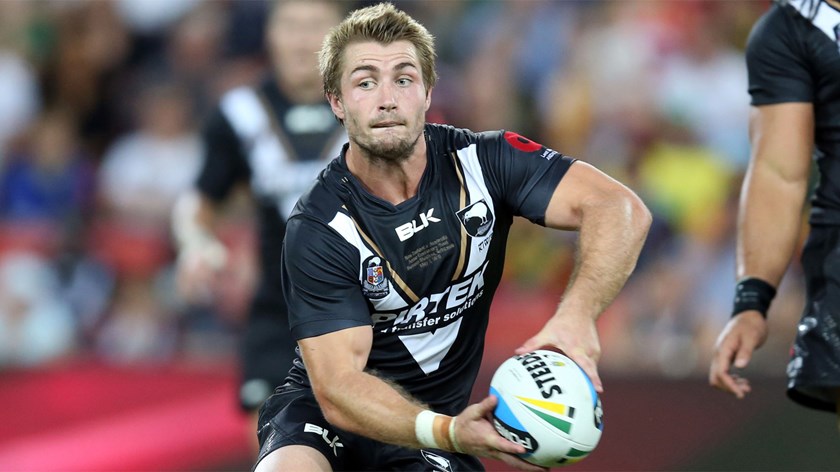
318,2,437,98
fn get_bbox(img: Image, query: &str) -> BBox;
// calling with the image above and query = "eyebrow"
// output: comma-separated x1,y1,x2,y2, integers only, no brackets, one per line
349,62,419,77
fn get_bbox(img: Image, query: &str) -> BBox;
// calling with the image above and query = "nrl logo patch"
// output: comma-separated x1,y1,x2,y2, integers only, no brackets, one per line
362,255,390,299
456,200,493,238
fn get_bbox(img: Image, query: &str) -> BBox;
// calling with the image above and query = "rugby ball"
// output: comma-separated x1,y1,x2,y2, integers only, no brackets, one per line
489,350,603,467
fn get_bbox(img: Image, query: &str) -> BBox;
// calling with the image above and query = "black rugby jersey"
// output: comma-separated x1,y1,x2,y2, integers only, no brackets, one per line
281,123,575,414
746,0,840,224
197,77,345,310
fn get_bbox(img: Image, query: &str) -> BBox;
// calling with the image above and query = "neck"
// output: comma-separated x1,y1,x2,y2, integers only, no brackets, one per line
346,136,427,206
828,0,840,9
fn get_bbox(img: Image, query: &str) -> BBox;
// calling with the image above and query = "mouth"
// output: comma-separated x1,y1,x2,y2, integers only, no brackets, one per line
371,121,403,129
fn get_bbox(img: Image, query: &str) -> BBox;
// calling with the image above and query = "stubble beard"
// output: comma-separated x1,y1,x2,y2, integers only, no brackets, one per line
354,126,423,166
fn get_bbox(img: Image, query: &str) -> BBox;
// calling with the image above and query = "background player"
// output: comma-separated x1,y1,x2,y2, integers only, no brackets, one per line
255,3,651,471
171,0,345,448
709,0,840,429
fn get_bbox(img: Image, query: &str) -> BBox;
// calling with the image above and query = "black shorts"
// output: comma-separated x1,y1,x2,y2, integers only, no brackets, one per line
239,306,297,411
787,225,840,412
254,387,484,471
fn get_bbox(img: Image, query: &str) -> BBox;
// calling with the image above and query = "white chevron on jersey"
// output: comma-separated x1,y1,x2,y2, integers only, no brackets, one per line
327,209,478,373
454,144,497,275
398,318,463,374
221,86,344,218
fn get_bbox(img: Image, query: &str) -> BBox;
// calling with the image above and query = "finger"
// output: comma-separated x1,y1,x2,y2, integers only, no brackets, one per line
710,342,736,381
733,341,755,369
474,395,498,418
493,452,547,472
574,355,603,393
710,355,748,399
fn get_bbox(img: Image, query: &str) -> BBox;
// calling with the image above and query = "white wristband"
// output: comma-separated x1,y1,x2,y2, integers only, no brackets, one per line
449,416,463,453
415,410,441,449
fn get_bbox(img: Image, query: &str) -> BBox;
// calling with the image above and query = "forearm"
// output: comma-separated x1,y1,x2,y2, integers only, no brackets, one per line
313,369,436,449
737,161,808,286
560,193,650,319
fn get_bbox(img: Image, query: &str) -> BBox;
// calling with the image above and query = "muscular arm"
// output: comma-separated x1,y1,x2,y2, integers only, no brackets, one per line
517,161,651,390
299,326,425,447
710,103,813,398
301,326,540,469
738,103,813,284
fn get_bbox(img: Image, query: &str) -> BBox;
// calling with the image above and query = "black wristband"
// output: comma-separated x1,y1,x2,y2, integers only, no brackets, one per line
732,277,777,318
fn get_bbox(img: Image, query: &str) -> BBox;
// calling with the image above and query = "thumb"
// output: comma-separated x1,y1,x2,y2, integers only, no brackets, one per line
477,394,498,416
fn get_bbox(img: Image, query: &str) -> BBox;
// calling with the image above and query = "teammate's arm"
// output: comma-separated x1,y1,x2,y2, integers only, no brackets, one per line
515,161,651,392
172,190,228,302
710,103,813,398
300,326,546,471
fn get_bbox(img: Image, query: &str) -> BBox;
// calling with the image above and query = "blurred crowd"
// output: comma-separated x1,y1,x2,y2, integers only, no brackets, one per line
0,0,803,378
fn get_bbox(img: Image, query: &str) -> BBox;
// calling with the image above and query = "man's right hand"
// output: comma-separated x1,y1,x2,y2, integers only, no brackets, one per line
709,310,769,399
453,395,548,472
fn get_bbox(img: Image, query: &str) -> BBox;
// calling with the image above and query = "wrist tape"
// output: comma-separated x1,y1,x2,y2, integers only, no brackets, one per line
732,277,777,318
415,410,460,452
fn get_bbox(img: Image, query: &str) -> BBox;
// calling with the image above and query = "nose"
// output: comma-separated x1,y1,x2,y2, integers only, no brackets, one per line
378,81,398,112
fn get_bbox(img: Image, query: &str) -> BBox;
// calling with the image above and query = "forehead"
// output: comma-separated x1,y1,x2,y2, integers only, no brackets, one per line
342,40,420,74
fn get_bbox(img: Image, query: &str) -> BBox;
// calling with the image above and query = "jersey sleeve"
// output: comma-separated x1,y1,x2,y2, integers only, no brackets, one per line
746,5,813,105
476,130,575,226
195,107,252,202
281,216,372,340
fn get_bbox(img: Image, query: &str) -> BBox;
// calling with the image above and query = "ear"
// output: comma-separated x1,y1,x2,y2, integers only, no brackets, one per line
327,93,345,122
424,87,433,112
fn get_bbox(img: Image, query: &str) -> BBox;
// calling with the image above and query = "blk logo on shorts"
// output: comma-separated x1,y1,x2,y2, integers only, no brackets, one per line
303,423,344,456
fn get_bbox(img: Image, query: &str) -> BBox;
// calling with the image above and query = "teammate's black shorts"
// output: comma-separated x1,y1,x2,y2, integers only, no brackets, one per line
254,386,484,471
239,307,297,412
787,224,840,412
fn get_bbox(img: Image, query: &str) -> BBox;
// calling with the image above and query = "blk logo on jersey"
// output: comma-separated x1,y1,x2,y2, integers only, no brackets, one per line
456,200,493,238
395,208,441,241
362,255,390,299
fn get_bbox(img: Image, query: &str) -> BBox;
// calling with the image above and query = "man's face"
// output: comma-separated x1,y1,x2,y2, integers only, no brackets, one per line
329,40,431,162
268,1,338,89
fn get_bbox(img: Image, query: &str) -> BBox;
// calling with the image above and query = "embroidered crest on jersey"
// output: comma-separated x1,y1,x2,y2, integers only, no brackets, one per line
362,255,390,299
456,200,493,238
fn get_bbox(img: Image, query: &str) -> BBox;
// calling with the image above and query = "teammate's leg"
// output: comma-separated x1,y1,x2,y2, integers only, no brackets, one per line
255,445,331,472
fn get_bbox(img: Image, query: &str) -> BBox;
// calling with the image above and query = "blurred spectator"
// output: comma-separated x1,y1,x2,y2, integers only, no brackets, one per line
653,2,751,171
0,251,76,367
98,81,202,227
0,107,95,224
0,51,40,158
94,275,178,364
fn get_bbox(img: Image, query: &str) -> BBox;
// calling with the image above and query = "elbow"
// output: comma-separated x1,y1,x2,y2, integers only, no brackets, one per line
311,383,354,432
608,189,651,250
628,193,652,239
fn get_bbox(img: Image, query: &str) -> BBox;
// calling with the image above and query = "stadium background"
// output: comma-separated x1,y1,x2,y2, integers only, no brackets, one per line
0,0,838,470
